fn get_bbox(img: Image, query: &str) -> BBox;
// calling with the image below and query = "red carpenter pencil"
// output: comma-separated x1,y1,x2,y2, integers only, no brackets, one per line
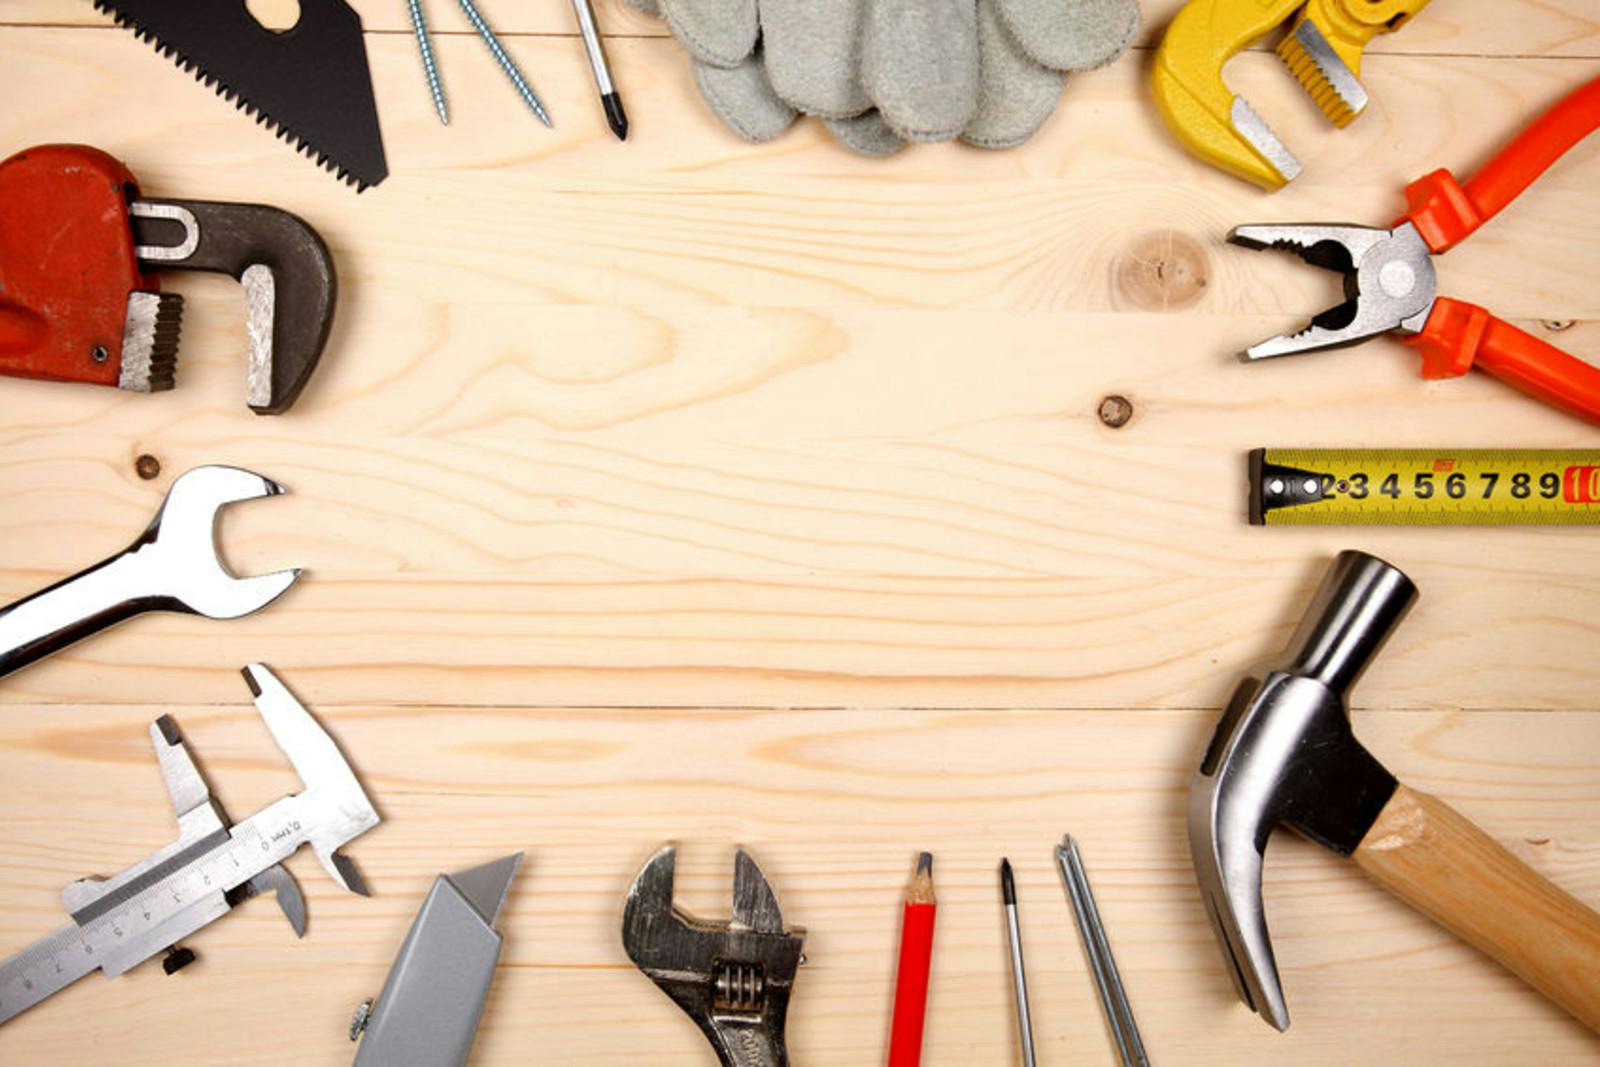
888,852,937,1067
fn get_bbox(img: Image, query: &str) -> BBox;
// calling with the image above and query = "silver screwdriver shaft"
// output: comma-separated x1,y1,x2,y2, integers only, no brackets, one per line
1056,836,1150,1067
1001,858,1036,1067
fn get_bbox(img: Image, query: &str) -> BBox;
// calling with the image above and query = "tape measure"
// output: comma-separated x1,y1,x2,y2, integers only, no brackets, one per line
1250,449,1600,525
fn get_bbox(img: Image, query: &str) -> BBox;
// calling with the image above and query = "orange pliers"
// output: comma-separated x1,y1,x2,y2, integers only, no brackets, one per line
1227,74,1600,424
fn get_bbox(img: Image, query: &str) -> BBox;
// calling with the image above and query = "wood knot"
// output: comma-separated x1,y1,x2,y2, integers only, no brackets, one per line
1098,395,1134,428
134,454,161,480
1114,231,1209,311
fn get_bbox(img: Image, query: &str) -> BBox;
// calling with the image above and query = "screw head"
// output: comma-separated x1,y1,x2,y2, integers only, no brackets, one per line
90,344,109,363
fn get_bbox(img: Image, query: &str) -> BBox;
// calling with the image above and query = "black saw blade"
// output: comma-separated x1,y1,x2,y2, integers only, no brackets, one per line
95,0,388,190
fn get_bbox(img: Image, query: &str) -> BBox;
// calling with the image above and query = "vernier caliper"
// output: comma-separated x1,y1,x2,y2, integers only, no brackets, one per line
0,663,379,1026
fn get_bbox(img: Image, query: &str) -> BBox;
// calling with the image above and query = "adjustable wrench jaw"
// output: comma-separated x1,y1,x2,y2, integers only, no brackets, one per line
1228,222,1437,359
623,846,805,1067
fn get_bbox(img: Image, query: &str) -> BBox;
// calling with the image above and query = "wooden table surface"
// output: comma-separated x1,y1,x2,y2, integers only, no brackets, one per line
2,2,1598,1063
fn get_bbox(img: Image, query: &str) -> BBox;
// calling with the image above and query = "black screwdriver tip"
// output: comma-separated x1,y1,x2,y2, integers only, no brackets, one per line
603,92,629,141
1000,857,1016,904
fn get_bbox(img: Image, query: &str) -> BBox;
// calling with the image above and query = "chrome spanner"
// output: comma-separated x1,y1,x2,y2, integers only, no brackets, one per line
622,845,805,1067
0,465,300,679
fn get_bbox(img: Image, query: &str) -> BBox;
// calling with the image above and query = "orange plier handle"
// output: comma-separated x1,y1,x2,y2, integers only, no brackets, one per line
1395,75,1600,422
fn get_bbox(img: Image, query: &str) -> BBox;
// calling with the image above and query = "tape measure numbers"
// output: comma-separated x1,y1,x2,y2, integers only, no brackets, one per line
1249,449,1600,525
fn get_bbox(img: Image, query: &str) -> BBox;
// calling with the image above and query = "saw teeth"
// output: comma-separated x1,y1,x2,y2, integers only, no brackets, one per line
92,0,374,191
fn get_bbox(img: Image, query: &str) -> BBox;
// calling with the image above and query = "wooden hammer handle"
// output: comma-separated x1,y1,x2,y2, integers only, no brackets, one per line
1354,784,1600,1032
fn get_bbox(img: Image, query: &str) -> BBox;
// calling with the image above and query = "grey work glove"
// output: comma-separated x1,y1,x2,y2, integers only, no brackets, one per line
626,0,1140,154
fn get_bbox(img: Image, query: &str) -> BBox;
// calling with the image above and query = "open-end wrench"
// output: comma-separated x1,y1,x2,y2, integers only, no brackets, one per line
622,845,805,1067
0,465,300,679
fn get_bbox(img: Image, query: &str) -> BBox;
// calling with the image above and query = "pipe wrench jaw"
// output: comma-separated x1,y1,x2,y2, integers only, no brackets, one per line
1228,222,1436,359
131,197,336,415
1151,63,1302,191
1153,0,1429,188
0,145,179,392
622,846,805,1066
1280,0,1431,127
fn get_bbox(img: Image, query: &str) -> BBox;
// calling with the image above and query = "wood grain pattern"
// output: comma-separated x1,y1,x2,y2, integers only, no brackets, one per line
1355,784,1600,1034
2,3,1599,1065
0,704,1598,1065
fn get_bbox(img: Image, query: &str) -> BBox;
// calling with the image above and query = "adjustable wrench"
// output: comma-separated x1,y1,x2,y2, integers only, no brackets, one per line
622,845,805,1067
0,465,300,679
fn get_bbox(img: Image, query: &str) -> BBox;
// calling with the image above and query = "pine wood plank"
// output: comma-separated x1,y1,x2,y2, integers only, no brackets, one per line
3,8,1599,1066
1,33,1597,709
0,703,1595,1063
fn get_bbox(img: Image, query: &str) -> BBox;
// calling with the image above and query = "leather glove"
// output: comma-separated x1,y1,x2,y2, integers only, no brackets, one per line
626,0,1140,155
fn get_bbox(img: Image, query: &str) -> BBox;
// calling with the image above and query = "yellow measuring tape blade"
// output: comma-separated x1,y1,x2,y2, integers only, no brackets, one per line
1250,449,1600,525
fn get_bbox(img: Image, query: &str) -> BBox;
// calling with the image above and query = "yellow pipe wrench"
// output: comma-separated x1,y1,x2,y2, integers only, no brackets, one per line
1152,0,1431,190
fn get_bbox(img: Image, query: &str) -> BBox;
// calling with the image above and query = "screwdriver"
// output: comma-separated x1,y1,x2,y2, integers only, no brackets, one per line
1000,858,1036,1067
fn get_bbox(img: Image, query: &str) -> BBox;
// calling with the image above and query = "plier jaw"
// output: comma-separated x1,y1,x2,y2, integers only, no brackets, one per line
1228,222,1437,360
1223,74,1600,425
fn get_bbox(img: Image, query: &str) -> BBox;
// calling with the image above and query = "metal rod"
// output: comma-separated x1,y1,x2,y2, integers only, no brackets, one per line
404,0,449,125
569,0,628,140
1055,836,1150,1067
456,0,552,127
1000,859,1036,1067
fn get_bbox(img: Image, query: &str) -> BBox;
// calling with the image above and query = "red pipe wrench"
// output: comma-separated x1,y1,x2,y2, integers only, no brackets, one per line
0,144,335,414
1228,75,1600,424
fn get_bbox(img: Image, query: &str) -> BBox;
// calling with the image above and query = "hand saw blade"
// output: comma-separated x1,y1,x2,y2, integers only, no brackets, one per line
93,0,388,190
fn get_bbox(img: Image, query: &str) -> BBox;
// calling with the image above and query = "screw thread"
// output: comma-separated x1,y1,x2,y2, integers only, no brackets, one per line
457,0,552,126
406,0,449,125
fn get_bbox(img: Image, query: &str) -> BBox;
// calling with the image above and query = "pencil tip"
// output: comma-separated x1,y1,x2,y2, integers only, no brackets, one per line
603,93,629,141
916,851,933,876
1000,858,1015,903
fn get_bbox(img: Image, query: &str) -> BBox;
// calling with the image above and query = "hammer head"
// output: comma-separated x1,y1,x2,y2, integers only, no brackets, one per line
1188,551,1415,1030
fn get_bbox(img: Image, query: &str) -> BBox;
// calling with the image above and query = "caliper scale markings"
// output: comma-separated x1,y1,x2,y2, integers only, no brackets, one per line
0,665,378,1026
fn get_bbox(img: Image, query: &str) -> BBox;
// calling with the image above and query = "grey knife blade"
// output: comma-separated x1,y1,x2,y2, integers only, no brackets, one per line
93,0,387,190
352,854,522,1067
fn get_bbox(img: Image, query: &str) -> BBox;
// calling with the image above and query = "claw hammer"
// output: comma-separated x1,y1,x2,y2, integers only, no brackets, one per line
1190,550,1600,1032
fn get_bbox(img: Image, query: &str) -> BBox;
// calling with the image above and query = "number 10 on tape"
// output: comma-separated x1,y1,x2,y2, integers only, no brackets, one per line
1250,449,1600,525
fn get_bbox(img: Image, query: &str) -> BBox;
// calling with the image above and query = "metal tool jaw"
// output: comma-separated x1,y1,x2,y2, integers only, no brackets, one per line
351,854,522,1067
623,846,806,1067
0,465,300,680
1152,0,1430,189
1188,551,1414,1031
1228,222,1436,359
0,664,378,1026
0,144,337,414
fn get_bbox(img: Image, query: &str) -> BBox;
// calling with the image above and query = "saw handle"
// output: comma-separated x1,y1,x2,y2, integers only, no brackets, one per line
1353,784,1600,1034
1403,298,1600,425
1405,75,1600,251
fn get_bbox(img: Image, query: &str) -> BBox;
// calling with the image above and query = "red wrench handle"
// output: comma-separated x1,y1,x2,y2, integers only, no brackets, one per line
1404,297,1600,424
1404,75,1600,252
